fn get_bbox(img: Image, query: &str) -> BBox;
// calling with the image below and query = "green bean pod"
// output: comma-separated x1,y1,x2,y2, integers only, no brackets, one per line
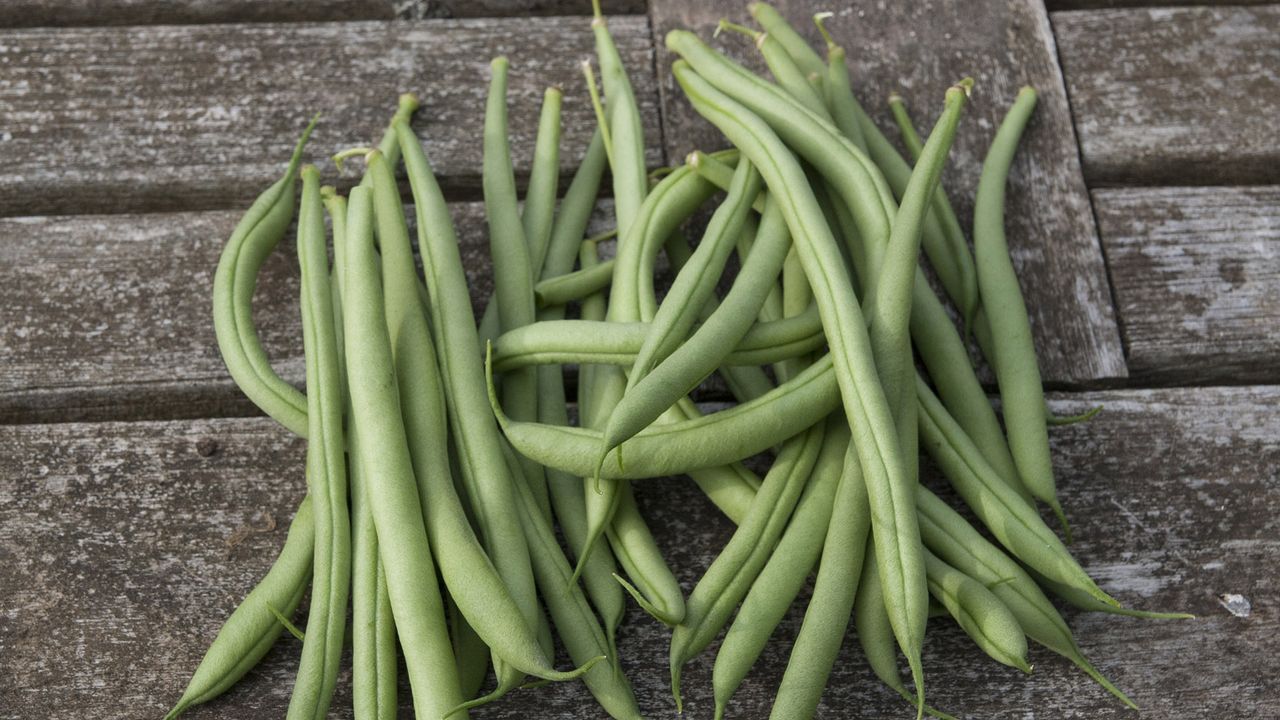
534,254,616,306
491,305,822,373
600,159,763,465
670,53,928,712
492,351,837,479
916,486,1140,708
163,499,313,720
395,121,557,686
325,187,399,720
974,87,1072,538
915,375,1117,607
287,166,351,720
211,118,316,437
771,434,870,720
523,86,563,276
343,180,465,719
670,421,825,709
505,444,640,720
711,419,847,720
923,549,1032,672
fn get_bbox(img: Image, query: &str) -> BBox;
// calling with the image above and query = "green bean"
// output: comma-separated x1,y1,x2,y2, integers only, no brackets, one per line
882,88,981,336
1029,568,1194,621
681,28,1022,503
746,2,826,78
385,143,600,702
491,305,823,372
534,128,627,679
598,160,762,468
771,433,870,720
287,166,350,720
711,418,847,720
865,79,970,533
485,57,551,524
349,424,397,720
449,598,490,702
539,130,607,283
322,187,398,720
916,486,1141,708
974,87,1073,540
718,20,829,120
923,549,1031,672
915,374,1117,607
669,52,928,714
164,499,313,720
533,256,616,307
767,5,980,334
523,86,562,276
502,438,638,719
395,121,556,685
342,179,465,719
611,207,801,452
211,117,316,437
889,92,925,160
606,482,686,627
670,422,825,709
492,350,837,479
852,541,946,718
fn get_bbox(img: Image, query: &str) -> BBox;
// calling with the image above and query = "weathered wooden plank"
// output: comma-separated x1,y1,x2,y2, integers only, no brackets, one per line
0,0,392,28
1,386,1276,717
0,199,616,424
649,0,1127,386
405,0,645,19
1094,186,1280,385
0,17,662,216
1050,0,1272,9
1054,6,1280,186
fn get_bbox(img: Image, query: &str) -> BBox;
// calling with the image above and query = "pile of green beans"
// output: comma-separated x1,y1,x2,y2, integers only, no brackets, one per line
166,3,1187,718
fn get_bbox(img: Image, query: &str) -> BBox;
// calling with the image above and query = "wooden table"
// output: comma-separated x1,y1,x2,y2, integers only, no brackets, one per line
1,0,1276,717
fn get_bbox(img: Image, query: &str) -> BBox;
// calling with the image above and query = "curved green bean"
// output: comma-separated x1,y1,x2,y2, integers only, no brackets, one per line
533,254,616,307
974,87,1072,538
211,117,316,437
924,548,1032,672
394,120,553,686
492,350,837,480
164,499,313,720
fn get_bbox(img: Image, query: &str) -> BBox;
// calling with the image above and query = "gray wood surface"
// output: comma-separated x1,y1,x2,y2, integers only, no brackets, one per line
0,0,391,27
0,17,662,217
0,200,615,424
408,0,645,19
1053,6,1280,186
648,0,1127,387
1095,186,1280,386
1,386,1275,717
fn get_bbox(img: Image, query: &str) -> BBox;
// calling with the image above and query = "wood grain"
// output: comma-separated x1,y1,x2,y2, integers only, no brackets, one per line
1094,186,1280,385
1054,6,1280,186
0,0,391,28
412,0,645,19
0,199,616,424
649,0,1127,387
0,17,662,217
1,386,1276,717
